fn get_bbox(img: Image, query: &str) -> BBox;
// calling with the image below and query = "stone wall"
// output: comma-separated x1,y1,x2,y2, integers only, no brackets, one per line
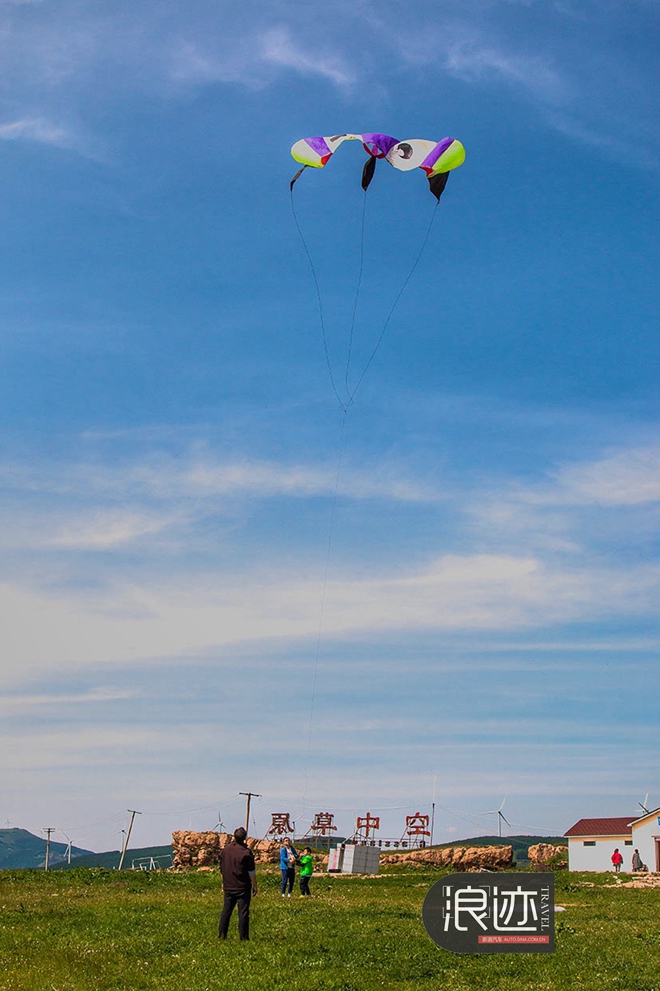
381,844,514,871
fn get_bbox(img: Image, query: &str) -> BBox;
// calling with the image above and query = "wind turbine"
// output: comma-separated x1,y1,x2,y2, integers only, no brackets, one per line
60,831,73,865
484,798,510,838
639,793,650,815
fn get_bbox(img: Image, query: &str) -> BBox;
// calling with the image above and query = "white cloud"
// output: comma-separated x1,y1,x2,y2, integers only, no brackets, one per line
49,509,180,549
259,26,354,87
0,687,134,710
165,23,355,90
0,724,182,771
1,437,660,696
179,457,430,501
0,116,72,146
466,441,660,557
442,34,565,102
556,446,660,507
0,0,655,168
0,453,433,504
168,38,265,88
1,548,658,688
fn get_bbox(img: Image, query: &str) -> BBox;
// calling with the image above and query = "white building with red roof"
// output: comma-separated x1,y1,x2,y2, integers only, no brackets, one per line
565,810,660,872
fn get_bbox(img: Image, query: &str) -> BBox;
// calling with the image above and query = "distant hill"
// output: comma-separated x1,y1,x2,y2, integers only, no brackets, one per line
0,828,92,870
54,845,174,871
436,835,566,863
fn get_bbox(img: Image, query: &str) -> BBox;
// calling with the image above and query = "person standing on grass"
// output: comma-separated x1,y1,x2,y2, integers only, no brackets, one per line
299,847,313,896
632,848,643,872
218,827,258,941
280,836,299,897
611,848,623,873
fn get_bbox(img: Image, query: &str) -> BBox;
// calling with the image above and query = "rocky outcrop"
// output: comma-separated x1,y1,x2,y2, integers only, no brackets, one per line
609,875,659,888
527,843,568,869
172,831,228,869
248,839,281,863
171,831,282,869
381,844,514,871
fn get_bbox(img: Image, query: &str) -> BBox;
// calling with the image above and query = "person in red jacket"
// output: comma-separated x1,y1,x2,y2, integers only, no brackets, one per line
611,848,624,872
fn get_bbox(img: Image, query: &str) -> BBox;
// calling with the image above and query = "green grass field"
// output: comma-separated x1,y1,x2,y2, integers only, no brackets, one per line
1,866,659,991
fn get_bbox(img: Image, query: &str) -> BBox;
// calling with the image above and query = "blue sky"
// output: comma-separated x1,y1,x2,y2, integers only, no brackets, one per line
1,0,660,852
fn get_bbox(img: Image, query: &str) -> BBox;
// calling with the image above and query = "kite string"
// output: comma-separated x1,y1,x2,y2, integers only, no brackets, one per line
292,185,437,810
290,187,348,413
348,200,439,405
344,190,368,398
301,408,349,813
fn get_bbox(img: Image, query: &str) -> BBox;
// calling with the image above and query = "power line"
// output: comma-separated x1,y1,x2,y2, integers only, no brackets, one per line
239,793,261,832
138,794,243,818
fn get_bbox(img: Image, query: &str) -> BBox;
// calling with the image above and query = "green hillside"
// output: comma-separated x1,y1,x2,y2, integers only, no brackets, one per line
0,828,92,870
55,845,174,871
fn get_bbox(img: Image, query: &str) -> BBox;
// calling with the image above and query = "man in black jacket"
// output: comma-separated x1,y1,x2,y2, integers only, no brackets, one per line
218,827,258,940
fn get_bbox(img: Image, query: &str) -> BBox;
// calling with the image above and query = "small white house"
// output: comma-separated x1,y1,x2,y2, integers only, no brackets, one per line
328,843,380,874
565,809,660,872
626,809,660,870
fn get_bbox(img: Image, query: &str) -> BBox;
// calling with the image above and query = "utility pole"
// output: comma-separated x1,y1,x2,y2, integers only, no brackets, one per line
239,792,260,832
118,810,141,871
43,828,55,871
430,776,437,847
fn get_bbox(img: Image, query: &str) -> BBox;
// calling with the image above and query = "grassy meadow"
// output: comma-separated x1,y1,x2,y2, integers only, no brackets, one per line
1,865,660,991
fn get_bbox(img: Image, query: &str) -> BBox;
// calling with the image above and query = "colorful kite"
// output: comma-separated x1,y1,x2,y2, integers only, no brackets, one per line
290,132,465,200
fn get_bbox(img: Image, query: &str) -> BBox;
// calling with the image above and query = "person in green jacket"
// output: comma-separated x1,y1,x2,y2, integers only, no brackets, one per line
299,848,313,896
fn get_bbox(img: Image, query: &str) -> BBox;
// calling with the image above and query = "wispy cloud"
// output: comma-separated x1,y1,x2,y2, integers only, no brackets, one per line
0,687,134,710
0,724,182,771
1,548,658,686
466,445,660,567
556,445,660,507
442,32,566,102
374,4,659,167
0,116,72,146
48,510,181,550
0,448,436,561
1,436,660,688
0,0,656,167
0,452,433,504
260,26,354,87
169,24,355,90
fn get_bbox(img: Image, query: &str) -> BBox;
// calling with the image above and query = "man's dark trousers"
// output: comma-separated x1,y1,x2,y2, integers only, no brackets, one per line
218,888,252,940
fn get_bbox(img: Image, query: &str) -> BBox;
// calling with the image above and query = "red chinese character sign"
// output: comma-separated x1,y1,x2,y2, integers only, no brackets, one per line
405,812,431,838
268,813,294,837
356,813,380,838
311,812,337,836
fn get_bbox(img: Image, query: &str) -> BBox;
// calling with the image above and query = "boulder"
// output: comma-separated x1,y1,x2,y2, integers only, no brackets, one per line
171,831,282,869
381,844,514,871
248,838,281,863
171,830,228,869
528,843,568,869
